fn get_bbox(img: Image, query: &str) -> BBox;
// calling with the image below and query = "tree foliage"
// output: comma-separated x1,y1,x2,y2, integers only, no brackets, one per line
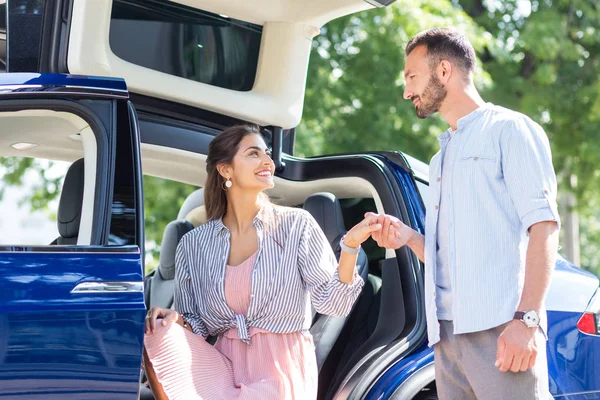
297,0,600,276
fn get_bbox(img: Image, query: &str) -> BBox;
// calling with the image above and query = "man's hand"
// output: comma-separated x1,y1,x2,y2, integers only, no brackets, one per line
343,213,384,248
495,320,539,373
366,212,415,250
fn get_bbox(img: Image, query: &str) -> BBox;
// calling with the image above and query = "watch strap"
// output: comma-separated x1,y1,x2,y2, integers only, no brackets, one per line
513,310,540,328
340,235,360,255
513,311,525,320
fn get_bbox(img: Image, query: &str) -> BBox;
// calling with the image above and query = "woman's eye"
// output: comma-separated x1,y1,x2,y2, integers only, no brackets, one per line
249,151,259,156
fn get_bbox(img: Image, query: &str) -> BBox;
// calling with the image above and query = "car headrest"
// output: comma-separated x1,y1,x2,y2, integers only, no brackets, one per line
158,220,194,280
177,188,205,220
303,192,346,246
185,206,207,227
57,158,85,239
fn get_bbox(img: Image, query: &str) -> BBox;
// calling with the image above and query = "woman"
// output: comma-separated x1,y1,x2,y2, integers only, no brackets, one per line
144,124,385,400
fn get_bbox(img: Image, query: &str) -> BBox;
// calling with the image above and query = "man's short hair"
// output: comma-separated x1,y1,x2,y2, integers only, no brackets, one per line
405,28,476,79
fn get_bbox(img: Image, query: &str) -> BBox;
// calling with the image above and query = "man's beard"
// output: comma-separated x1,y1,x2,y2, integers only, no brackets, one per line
414,74,447,119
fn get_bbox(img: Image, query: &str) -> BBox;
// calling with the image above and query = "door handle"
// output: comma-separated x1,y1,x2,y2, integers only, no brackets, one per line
71,281,143,293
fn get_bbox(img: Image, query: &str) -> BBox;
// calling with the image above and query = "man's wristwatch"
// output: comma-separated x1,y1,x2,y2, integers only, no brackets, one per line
340,235,361,255
513,310,541,328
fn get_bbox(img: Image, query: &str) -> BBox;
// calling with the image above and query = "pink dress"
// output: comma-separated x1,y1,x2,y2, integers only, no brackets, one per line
144,252,318,399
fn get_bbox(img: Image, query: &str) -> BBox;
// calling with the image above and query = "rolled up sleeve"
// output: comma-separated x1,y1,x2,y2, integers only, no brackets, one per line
500,118,561,234
298,213,364,317
173,240,209,338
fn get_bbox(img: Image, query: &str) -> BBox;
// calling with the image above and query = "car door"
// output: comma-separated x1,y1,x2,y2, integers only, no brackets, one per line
0,73,145,399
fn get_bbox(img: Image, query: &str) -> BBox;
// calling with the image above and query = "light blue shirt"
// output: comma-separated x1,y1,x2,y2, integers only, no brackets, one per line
424,103,561,346
435,130,457,320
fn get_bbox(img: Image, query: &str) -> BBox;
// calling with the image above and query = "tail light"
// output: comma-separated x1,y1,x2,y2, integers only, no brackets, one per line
577,288,600,335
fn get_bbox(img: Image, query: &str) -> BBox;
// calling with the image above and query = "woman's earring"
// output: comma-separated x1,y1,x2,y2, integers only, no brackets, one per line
223,177,232,190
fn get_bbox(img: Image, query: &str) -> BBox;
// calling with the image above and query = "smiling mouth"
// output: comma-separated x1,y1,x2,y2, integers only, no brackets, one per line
256,171,273,177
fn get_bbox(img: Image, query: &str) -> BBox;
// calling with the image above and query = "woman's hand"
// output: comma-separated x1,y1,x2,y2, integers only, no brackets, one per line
343,213,384,249
367,212,415,250
145,306,180,334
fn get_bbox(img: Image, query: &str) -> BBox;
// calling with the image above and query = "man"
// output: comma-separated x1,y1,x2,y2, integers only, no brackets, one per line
371,28,560,399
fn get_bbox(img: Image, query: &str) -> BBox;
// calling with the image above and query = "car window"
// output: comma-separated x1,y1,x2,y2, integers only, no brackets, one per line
143,175,200,274
0,110,98,246
110,0,262,92
0,157,70,245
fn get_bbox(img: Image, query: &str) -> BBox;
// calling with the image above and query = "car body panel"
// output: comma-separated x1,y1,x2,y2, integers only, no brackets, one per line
0,73,127,98
365,347,433,400
0,247,145,399
547,309,600,398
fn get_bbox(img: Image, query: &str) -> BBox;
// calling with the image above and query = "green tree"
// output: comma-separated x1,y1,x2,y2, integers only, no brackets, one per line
458,0,600,276
297,0,600,277
298,0,492,161
143,176,198,269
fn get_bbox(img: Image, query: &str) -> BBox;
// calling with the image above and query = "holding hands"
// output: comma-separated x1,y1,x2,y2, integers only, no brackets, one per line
342,212,419,251
342,212,425,264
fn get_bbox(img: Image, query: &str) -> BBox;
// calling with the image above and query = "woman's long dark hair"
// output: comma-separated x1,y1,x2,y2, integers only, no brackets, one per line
205,124,267,221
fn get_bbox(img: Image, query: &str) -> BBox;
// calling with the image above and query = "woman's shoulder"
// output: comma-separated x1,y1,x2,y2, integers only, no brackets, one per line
270,205,313,223
178,220,219,248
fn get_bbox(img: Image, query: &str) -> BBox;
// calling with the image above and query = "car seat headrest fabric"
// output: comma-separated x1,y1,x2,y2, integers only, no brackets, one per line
303,192,346,246
158,220,194,280
57,158,85,239
177,188,205,220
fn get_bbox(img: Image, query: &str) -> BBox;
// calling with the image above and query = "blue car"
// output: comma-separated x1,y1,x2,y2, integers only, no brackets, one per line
0,1,598,399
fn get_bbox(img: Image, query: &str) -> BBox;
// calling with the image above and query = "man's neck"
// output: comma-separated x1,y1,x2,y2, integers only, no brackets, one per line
439,85,486,131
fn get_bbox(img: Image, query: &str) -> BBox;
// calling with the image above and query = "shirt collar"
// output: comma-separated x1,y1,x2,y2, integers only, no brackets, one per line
437,102,493,142
212,204,268,236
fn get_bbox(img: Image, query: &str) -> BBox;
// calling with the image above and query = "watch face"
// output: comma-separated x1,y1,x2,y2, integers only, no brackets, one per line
523,311,540,328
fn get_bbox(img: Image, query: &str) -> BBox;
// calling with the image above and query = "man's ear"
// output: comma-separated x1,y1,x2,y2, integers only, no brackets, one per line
439,60,452,83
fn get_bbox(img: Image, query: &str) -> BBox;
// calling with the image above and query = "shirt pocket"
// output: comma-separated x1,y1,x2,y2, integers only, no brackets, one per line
459,155,496,163
457,154,499,183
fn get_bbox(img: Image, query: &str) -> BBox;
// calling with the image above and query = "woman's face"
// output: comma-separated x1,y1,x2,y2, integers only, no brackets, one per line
225,134,275,191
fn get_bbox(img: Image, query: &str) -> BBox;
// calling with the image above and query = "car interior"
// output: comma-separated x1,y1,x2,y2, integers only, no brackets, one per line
0,110,98,246
0,109,417,399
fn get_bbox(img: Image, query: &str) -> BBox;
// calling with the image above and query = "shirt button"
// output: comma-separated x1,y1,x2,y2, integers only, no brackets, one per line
435,205,439,210
437,177,441,182
473,157,479,161
544,189,549,194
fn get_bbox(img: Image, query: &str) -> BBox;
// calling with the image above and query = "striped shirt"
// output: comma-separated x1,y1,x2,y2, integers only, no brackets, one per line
173,205,364,345
424,103,561,346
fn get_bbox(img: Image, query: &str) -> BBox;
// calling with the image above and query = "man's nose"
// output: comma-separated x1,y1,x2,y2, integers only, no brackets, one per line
403,87,413,100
